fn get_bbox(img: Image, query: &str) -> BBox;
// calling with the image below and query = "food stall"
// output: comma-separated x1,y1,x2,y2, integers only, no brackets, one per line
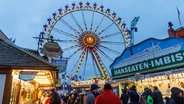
110,37,184,96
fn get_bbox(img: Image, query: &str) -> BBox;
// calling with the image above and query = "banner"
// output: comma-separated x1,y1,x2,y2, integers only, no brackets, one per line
52,59,68,73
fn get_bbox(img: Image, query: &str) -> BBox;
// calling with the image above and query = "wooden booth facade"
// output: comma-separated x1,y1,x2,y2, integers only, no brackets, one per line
0,30,58,104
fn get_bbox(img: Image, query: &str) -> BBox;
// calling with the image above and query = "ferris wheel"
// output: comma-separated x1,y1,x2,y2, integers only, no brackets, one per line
36,2,132,80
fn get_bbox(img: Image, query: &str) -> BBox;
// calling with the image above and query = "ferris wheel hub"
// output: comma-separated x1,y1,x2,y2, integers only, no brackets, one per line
81,31,98,47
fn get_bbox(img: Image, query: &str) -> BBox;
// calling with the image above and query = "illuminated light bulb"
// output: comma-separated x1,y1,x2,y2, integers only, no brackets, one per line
106,8,110,14
100,5,104,12
52,13,57,20
112,12,116,18
117,17,121,24
72,2,76,9
86,2,90,8
47,18,52,25
93,3,97,9
79,2,83,8
58,8,63,15
124,29,130,35
126,38,131,42
121,23,126,30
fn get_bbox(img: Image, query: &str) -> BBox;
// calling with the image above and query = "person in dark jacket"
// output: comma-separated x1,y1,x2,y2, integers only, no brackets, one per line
121,89,129,104
63,93,68,104
128,90,141,104
169,87,184,104
68,93,79,104
50,88,61,104
86,83,99,104
152,86,164,104
129,85,146,104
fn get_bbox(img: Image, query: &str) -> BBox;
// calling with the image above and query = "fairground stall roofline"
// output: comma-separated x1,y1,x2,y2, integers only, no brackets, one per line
0,34,57,69
110,37,184,80
0,34,58,84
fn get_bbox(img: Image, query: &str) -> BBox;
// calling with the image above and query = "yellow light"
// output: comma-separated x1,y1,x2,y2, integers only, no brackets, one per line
126,38,131,42
35,79,51,85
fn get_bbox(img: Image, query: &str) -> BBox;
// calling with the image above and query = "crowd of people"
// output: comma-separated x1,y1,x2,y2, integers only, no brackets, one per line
38,83,184,104
120,85,184,104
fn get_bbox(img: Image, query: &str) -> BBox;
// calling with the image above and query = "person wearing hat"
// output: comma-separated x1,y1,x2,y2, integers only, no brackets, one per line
94,83,122,104
169,87,184,104
86,83,99,104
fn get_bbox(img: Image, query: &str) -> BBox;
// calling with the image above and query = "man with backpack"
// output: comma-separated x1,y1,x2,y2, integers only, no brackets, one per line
142,87,154,104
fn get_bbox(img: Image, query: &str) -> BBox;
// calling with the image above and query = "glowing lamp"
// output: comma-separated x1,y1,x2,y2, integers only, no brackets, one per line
86,2,90,6
87,37,93,43
121,23,126,30
47,18,52,25
106,8,110,14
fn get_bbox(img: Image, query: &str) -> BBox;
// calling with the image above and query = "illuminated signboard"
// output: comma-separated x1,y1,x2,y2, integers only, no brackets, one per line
19,71,37,81
110,38,184,79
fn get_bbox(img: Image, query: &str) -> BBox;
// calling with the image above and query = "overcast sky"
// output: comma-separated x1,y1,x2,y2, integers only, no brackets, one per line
0,0,183,79
0,0,183,49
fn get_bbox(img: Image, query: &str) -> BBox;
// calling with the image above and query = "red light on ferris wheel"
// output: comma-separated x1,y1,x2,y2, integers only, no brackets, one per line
87,37,93,43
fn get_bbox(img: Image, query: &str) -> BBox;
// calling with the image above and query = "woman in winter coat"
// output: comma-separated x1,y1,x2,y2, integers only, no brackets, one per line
68,93,79,104
94,83,122,104
169,87,184,104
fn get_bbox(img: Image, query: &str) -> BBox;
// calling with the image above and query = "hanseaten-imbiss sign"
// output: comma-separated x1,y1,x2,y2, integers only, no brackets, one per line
110,38,184,79
111,51,184,79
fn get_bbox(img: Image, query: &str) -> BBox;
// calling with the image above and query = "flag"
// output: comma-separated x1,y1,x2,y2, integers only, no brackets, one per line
52,59,68,73
9,37,16,43
12,39,16,43
177,7,180,16
130,16,140,29
176,7,182,26
79,75,82,79
75,75,78,81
